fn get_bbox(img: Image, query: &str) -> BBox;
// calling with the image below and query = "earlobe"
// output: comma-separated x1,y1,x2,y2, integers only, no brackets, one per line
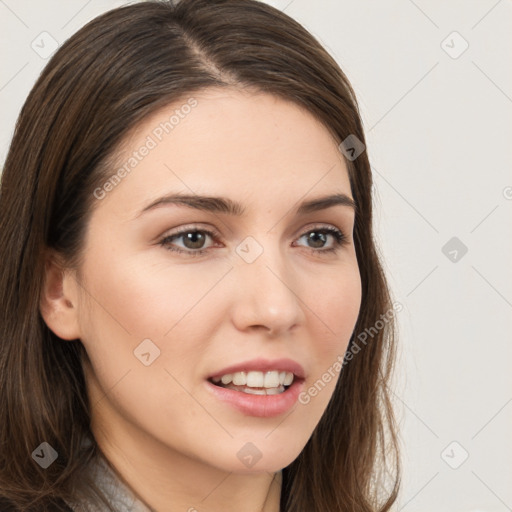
39,253,82,341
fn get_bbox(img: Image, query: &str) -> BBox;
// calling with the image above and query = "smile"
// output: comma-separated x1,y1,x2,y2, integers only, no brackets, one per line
209,370,295,395
205,359,306,417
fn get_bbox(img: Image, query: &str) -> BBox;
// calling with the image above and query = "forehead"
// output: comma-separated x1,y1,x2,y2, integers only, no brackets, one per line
97,87,351,215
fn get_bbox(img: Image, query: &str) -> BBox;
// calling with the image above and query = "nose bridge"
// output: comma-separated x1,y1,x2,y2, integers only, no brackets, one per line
231,233,304,334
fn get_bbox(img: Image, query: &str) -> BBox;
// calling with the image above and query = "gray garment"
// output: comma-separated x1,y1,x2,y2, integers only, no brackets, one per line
65,455,153,512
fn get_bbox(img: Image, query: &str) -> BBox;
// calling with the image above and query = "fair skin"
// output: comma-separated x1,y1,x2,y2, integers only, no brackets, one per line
41,88,362,512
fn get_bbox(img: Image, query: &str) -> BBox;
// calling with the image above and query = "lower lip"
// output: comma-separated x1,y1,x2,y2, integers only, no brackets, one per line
205,378,305,418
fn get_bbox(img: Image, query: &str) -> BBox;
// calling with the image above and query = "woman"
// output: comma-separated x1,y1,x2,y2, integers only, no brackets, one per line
0,0,400,510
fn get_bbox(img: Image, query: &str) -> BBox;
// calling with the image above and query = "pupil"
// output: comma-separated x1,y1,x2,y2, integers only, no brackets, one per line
184,232,205,249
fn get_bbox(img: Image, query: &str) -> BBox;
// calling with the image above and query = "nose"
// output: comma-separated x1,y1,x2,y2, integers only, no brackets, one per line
229,240,305,336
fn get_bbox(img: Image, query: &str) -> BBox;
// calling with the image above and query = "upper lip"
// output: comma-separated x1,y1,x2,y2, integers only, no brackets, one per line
208,358,306,380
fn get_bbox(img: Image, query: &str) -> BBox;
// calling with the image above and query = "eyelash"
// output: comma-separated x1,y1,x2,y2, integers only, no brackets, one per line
159,224,347,257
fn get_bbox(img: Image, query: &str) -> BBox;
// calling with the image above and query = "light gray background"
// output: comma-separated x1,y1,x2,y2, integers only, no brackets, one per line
1,1,511,511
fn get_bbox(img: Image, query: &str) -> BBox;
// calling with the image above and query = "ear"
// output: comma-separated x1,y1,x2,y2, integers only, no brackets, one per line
39,251,82,341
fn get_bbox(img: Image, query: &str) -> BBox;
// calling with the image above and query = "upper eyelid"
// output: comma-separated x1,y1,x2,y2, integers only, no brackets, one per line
162,224,221,241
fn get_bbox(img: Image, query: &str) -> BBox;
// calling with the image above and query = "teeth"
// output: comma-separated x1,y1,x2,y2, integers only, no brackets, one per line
211,370,295,388
264,386,283,395
283,372,294,386
221,384,286,395
247,371,263,387
264,371,280,388
221,374,232,385
232,372,246,386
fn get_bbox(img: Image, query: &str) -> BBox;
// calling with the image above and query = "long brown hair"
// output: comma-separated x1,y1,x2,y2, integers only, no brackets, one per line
0,0,400,510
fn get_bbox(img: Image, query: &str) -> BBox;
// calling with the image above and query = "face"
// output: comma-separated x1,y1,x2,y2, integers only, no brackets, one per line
71,88,361,474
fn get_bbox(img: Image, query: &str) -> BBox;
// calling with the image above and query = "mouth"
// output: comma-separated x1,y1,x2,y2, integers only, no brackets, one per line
208,370,297,396
205,358,306,417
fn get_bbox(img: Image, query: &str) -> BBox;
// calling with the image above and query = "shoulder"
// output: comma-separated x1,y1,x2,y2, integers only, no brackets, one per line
65,454,152,512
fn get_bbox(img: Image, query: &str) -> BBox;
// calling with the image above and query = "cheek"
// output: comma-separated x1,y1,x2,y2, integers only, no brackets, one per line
76,254,222,440
76,250,234,402
311,262,362,352
300,262,361,407
79,245,232,340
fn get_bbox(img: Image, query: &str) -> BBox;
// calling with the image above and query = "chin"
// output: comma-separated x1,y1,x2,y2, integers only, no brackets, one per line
211,440,305,474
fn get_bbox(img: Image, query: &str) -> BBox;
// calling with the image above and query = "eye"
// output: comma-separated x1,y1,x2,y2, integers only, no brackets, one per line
294,226,347,254
159,224,348,257
159,227,218,257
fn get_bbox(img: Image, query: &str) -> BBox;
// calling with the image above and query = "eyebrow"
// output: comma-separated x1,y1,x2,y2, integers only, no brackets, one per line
136,192,356,219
